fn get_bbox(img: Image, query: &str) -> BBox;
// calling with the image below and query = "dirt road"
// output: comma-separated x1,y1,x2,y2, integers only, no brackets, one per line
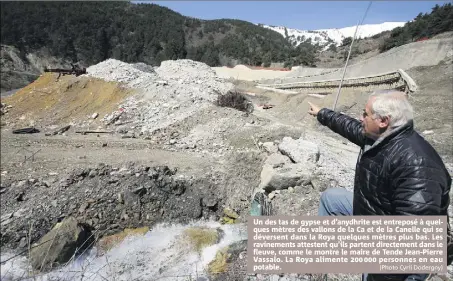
0,132,219,181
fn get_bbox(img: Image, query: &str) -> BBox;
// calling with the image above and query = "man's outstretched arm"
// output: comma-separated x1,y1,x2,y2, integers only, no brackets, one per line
308,102,367,147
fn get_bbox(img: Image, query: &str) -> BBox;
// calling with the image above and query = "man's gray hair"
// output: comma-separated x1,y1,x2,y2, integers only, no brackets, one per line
369,89,414,127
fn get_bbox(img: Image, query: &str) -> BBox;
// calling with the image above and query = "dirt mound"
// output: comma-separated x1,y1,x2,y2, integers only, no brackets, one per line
2,58,233,134
404,60,453,160
156,59,218,82
233,65,250,70
85,59,234,134
86,58,159,89
1,73,134,129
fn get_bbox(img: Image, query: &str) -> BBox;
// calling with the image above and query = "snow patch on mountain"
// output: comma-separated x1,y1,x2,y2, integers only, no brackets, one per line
259,22,406,47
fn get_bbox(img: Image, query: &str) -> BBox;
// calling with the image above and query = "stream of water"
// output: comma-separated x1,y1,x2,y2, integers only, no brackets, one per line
1,221,248,281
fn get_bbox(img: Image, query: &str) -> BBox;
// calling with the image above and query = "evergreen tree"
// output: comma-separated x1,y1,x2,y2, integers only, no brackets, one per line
341,37,352,47
380,3,452,52
0,1,322,68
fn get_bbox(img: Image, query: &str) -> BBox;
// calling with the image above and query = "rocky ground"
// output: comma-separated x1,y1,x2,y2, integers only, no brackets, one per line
1,54,452,280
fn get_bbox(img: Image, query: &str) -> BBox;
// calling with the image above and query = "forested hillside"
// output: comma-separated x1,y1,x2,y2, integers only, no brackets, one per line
1,2,451,70
379,3,453,52
0,2,298,67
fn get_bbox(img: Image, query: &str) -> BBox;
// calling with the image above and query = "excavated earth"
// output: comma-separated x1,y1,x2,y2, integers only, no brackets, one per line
1,52,452,280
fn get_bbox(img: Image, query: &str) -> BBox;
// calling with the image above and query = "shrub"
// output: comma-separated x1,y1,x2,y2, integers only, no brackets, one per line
216,90,253,113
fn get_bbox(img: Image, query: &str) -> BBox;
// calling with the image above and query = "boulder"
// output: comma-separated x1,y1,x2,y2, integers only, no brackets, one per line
261,142,278,154
259,162,315,193
29,217,92,271
202,195,218,209
264,153,292,168
278,137,320,164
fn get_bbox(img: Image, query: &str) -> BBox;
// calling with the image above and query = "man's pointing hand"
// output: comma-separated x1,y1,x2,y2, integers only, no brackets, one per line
307,102,321,116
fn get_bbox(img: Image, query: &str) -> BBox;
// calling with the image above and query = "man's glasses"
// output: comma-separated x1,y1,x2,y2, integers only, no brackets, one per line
362,110,369,118
363,110,381,120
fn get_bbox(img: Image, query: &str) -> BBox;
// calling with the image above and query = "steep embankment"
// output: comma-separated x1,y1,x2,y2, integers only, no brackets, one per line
283,36,453,82
291,35,453,81
330,37,451,77
404,59,453,160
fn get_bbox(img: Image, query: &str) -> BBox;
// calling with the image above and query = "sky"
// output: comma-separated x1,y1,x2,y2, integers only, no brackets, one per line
139,1,451,30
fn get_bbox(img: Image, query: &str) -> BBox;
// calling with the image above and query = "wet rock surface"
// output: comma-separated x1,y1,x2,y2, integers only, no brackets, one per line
29,216,92,271
277,137,320,164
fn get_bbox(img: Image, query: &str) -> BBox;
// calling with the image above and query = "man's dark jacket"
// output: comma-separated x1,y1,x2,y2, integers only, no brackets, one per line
317,108,452,281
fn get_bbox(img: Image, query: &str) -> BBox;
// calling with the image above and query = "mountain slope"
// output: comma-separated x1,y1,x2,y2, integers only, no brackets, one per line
0,1,293,68
259,22,406,47
1,1,452,94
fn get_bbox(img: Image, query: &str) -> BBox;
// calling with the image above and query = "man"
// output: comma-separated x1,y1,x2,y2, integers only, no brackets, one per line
307,90,452,281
